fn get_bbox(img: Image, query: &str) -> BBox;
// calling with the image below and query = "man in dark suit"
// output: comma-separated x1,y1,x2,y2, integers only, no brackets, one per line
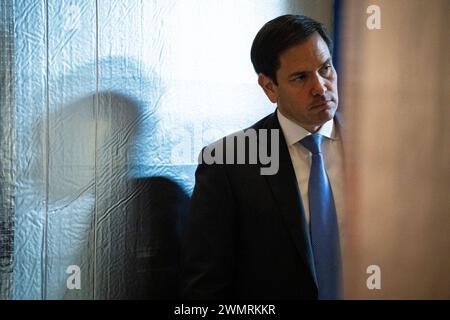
181,14,344,300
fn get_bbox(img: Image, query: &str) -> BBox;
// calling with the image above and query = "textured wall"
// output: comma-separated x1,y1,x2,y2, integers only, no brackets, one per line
0,0,15,301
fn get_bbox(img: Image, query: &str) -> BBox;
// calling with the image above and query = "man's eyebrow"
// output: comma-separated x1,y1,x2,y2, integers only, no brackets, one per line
321,58,332,66
288,70,308,78
288,58,333,78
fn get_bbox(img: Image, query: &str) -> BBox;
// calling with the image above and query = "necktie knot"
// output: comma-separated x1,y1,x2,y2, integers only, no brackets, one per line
300,134,324,155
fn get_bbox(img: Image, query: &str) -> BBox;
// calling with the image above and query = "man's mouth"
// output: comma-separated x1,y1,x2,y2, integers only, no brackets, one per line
311,100,333,109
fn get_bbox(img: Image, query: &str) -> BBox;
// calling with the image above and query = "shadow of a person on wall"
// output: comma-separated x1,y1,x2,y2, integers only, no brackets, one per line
131,176,189,299
22,57,188,299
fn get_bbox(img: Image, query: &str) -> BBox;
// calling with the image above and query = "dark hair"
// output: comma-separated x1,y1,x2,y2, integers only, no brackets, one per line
250,14,332,84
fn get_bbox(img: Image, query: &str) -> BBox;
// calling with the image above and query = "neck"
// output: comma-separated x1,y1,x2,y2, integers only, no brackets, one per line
303,124,322,134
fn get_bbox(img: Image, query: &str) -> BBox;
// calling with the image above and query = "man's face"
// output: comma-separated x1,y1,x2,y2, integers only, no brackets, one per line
259,32,338,132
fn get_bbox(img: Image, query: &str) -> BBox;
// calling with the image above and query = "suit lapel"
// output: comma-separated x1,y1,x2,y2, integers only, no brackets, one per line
262,111,318,288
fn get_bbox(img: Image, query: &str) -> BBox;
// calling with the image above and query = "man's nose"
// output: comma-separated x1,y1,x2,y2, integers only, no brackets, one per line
311,74,327,96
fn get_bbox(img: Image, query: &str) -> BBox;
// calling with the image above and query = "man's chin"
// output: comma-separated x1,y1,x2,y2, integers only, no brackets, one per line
317,107,336,122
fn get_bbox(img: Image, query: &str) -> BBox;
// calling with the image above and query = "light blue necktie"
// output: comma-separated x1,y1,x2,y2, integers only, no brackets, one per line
300,134,342,300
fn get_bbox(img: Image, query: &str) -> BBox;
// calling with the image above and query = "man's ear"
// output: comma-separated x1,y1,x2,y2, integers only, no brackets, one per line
258,73,278,103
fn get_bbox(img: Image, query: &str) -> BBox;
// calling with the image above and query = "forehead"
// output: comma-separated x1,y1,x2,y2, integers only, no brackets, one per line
278,32,331,72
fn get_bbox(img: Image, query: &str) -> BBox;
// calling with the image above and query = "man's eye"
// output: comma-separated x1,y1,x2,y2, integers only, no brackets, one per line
294,75,307,81
321,64,332,75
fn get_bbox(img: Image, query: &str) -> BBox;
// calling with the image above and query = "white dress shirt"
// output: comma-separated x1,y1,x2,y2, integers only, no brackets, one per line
277,109,345,234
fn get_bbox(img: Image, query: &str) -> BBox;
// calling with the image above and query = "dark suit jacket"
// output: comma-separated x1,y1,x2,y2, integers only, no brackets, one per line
181,110,344,299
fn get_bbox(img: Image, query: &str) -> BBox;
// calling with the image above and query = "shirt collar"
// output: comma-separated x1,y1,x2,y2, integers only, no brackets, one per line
277,109,338,147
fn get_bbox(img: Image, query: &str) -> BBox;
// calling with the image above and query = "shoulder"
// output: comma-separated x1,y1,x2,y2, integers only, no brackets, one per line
246,111,278,131
201,111,278,152
196,111,280,177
